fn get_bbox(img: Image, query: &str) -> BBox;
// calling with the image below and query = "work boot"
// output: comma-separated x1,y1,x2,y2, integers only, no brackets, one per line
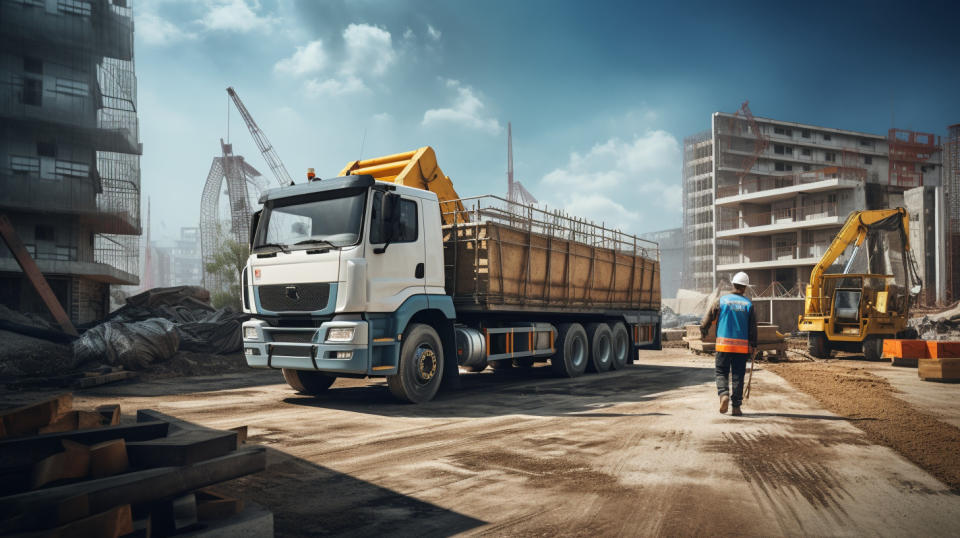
719,394,729,414
732,407,742,417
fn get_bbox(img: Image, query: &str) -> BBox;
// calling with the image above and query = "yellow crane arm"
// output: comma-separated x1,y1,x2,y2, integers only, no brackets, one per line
340,146,466,225
805,207,909,313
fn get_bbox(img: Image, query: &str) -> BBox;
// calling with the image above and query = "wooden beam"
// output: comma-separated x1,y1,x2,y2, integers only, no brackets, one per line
0,447,267,533
0,393,73,437
0,214,78,336
0,421,168,471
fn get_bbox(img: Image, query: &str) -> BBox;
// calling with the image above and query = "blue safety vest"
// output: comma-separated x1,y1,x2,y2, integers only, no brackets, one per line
716,293,753,354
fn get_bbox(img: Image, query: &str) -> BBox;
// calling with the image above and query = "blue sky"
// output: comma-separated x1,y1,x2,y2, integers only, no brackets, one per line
135,0,960,240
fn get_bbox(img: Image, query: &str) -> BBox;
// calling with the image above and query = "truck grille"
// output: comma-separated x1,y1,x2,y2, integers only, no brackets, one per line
270,331,316,343
270,344,313,358
258,283,330,312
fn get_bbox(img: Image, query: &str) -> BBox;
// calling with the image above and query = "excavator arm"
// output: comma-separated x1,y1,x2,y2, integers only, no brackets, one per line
804,208,910,315
340,147,466,225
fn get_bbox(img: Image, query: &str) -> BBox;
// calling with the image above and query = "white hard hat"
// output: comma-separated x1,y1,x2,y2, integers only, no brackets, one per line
732,271,750,287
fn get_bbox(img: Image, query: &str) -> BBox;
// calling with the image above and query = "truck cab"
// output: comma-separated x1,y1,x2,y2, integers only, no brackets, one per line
241,175,458,402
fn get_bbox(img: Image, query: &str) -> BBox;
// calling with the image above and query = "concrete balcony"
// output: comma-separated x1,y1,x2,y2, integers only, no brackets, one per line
716,203,845,238
0,1,134,61
715,176,861,206
716,243,829,271
0,171,139,235
0,255,136,285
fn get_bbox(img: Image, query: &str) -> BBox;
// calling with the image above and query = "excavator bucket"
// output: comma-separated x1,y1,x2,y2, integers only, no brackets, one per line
340,147,467,225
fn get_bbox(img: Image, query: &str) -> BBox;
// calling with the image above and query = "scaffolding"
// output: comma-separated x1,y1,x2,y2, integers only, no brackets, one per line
888,128,939,188
0,0,141,307
681,130,714,291
199,140,265,292
946,124,960,301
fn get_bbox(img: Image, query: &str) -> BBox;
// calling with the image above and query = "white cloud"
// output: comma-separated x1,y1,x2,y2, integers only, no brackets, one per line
538,130,681,232
199,0,277,33
372,112,392,122
274,40,327,75
422,79,501,135
341,23,396,77
280,23,396,98
402,28,415,41
426,24,442,41
304,76,369,97
136,10,198,46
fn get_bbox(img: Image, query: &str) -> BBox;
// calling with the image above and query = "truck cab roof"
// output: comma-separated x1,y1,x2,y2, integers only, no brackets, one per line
259,174,440,205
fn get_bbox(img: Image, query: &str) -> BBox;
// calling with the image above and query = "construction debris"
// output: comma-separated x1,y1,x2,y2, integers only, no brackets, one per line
910,301,960,341
0,394,269,536
74,318,180,370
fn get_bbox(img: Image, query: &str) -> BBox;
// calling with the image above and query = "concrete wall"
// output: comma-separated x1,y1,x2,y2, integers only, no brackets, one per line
752,297,805,333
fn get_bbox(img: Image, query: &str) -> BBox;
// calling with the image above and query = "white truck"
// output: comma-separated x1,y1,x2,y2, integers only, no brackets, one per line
241,147,661,403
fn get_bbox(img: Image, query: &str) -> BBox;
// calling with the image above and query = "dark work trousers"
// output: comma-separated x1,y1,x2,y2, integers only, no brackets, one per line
715,351,749,407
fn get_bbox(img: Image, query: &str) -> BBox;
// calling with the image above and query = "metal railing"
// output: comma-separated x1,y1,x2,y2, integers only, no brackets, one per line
717,243,832,266
442,195,659,260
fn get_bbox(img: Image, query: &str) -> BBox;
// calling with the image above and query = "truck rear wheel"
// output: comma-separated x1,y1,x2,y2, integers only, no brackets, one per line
610,322,630,370
550,323,588,378
586,323,613,373
387,323,444,403
808,331,831,359
282,369,336,395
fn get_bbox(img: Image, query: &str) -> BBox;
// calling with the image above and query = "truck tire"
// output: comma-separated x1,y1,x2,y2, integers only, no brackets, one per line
585,323,613,373
808,331,831,359
282,369,336,395
610,322,630,370
550,323,588,378
387,323,444,403
863,335,883,362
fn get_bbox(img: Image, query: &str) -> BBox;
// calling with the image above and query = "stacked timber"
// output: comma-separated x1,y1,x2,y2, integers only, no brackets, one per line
683,324,787,359
882,339,960,381
0,394,269,537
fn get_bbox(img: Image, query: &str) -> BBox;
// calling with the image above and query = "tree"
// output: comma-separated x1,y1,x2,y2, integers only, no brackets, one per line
205,238,248,310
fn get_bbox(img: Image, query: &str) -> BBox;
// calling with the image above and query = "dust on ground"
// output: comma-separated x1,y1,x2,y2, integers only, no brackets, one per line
766,360,960,491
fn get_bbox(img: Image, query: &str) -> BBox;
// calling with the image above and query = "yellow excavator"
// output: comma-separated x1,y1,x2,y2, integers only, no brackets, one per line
798,207,922,361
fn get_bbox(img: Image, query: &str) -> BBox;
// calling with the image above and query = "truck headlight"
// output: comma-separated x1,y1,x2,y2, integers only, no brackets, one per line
243,327,259,340
326,327,355,342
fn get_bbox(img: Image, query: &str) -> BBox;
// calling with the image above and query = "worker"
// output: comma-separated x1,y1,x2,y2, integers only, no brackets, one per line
700,271,758,417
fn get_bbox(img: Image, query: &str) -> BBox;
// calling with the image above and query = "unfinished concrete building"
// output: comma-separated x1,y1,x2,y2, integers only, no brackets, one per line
0,0,141,323
946,124,960,302
682,112,945,327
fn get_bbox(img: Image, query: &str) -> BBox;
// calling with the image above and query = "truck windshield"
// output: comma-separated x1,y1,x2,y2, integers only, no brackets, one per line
255,190,366,250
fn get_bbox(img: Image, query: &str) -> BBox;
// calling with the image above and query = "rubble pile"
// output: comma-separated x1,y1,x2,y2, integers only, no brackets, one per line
910,302,960,341
660,305,701,329
1,286,248,378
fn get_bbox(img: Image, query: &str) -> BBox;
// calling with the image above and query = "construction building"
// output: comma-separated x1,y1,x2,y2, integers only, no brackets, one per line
639,227,682,300
682,109,947,328
147,227,203,288
0,0,141,323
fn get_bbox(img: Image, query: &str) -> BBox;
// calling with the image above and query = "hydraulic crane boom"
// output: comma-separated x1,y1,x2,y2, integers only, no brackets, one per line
227,87,295,187
339,146,466,225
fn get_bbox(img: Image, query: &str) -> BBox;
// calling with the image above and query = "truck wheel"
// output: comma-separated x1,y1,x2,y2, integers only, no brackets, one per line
282,369,336,395
610,322,630,370
808,331,831,359
387,323,444,403
863,336,884,362
550,323,588,378
586,323,613,373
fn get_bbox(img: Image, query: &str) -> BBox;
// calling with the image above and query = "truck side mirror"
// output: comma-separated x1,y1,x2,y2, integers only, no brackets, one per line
374,192,402,254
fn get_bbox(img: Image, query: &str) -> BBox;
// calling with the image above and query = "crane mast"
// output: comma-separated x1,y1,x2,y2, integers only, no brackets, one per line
227,86,295,187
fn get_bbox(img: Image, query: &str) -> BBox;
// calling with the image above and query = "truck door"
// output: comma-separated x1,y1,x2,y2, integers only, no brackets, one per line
367,191,426,312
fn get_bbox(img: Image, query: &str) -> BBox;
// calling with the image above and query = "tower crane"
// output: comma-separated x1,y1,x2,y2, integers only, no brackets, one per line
227,87,295,186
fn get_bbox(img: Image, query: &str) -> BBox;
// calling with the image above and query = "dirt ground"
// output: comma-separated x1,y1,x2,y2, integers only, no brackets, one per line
5,348,958,537
767,359,960,491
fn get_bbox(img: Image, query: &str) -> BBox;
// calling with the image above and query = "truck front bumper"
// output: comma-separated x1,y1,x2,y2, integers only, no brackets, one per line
242,319,370,374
